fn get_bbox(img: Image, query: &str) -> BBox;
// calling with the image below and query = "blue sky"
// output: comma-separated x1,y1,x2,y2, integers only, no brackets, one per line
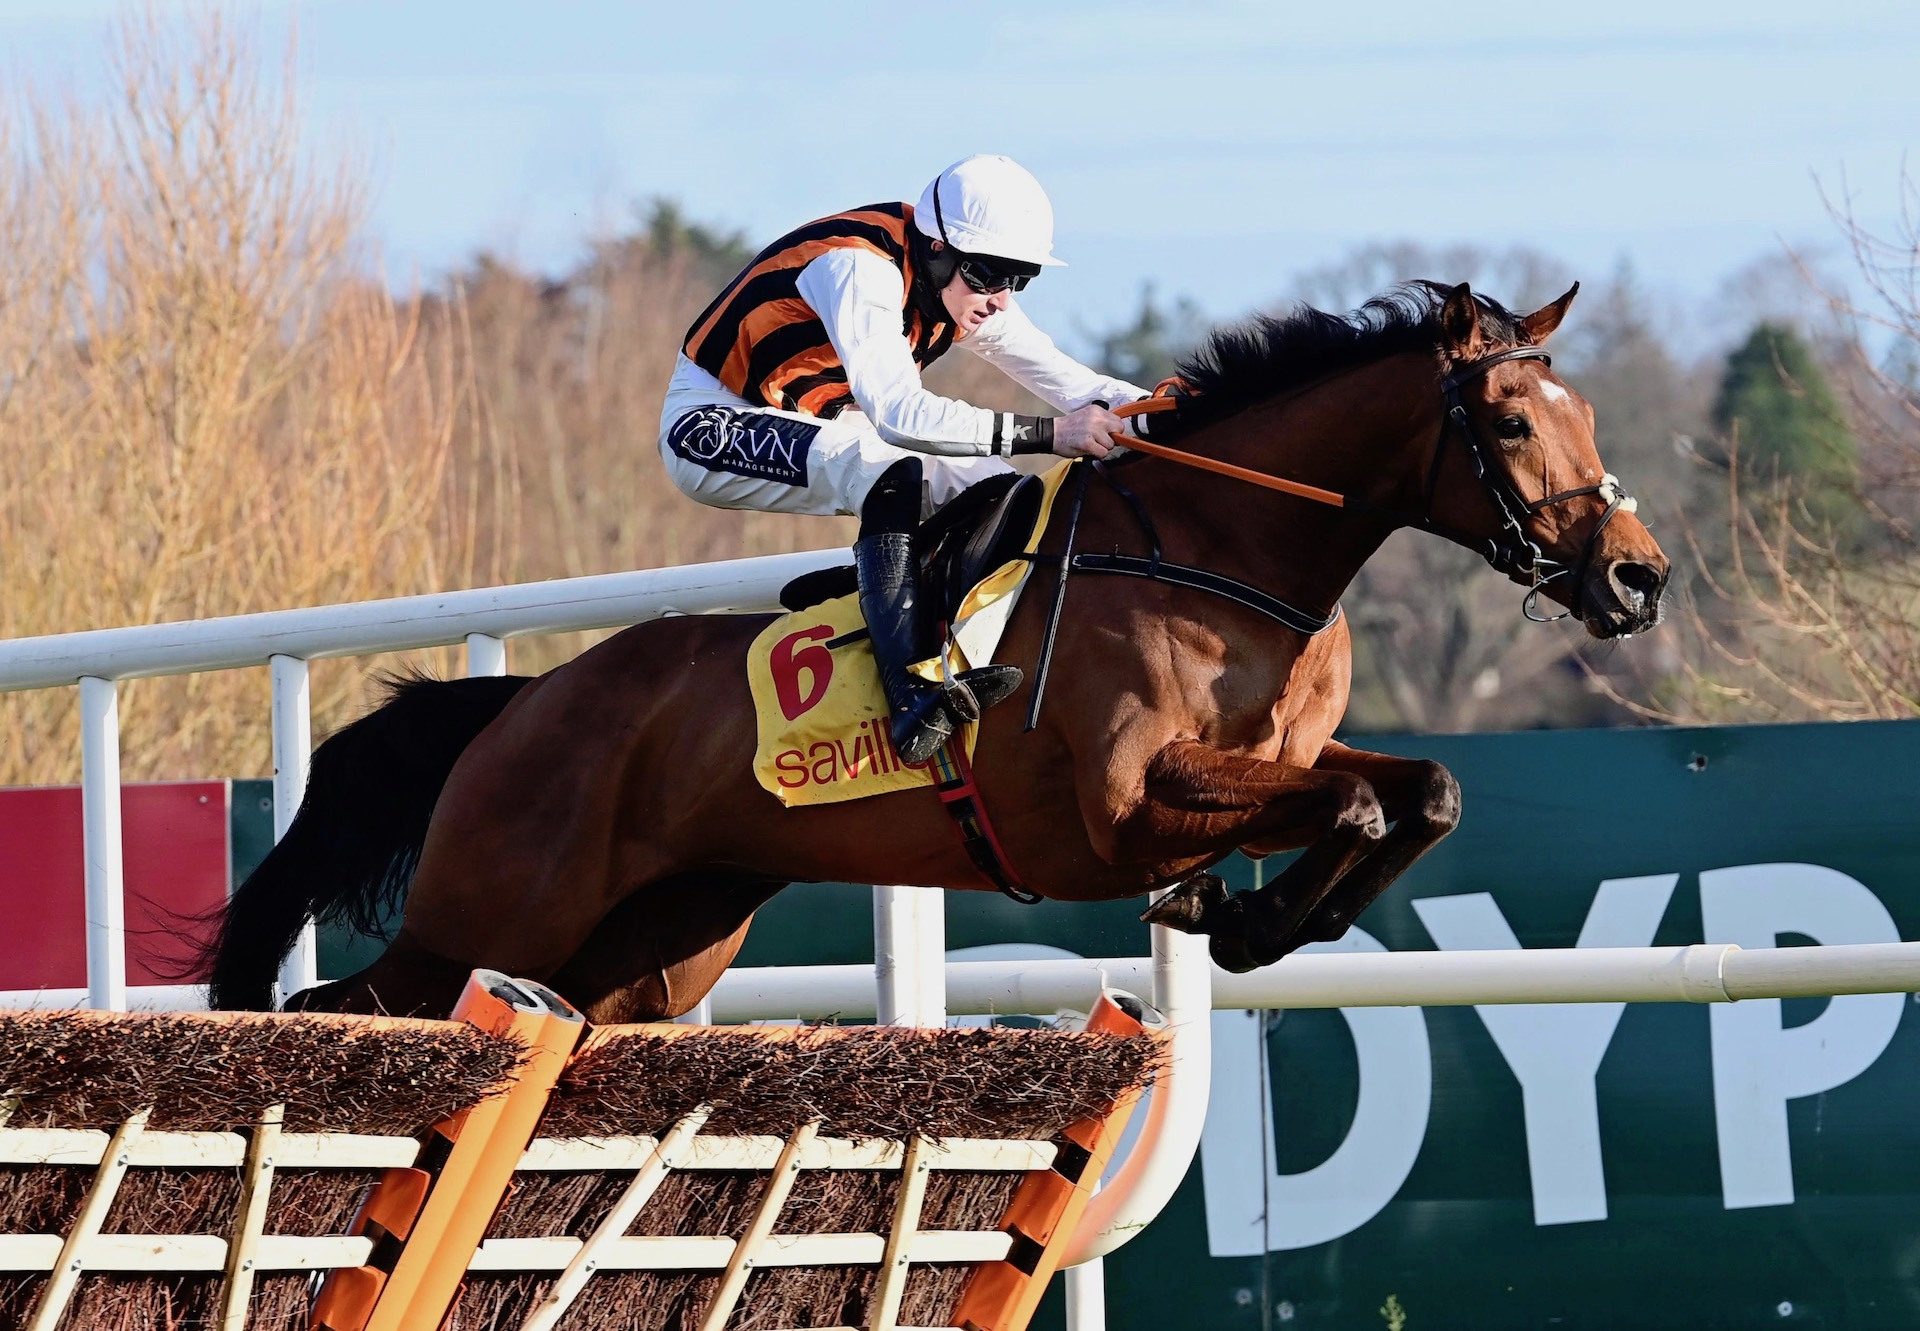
4,1,1916,343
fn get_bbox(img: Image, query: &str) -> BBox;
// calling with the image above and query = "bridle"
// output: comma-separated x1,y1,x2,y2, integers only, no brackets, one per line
1428,346,1638,622
1116,343,1639,623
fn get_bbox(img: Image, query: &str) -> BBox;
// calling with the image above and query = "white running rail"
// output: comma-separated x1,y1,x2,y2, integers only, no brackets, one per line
0,551,848,1009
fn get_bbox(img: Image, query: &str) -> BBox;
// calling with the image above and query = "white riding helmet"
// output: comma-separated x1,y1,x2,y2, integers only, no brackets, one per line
913,154,1066,268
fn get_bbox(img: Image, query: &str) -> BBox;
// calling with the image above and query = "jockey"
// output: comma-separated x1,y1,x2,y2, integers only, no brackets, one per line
660,154,1148,764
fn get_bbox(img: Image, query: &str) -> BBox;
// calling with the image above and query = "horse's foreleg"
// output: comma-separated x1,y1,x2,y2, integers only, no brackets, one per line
1104,741,1376,856
1110,740,1386,971
1292,743,1461,945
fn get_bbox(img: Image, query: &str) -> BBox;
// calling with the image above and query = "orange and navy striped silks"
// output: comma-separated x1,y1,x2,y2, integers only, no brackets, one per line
682,202,957,418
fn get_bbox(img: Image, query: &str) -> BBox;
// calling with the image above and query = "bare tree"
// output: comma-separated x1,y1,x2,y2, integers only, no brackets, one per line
1288,241,1571,316
1619,171,1920,723
0,14,471,784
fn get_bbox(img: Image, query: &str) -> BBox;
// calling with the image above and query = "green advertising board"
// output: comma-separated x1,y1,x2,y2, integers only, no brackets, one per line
257,719,1920,1330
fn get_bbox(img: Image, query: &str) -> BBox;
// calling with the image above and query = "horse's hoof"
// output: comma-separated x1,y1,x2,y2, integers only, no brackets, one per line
1301,911,1350,945
1140,895,1206,934
1209,930,1261,974
1200,891,1265,971
1140,873,1229,934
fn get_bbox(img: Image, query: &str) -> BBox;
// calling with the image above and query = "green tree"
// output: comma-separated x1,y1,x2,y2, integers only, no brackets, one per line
1087,283,1208,388
584,198,754,294
1712,322,1860,533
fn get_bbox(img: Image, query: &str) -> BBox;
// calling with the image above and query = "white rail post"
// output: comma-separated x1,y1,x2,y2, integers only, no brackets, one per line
672,993,716,1026
874,885,947,1027
1063,909,1214,1266
465,632,507,677
1065,1256,1107,1331
78,676,127,1011
916,884,946,1025
269,655,317,1002
874,886,912,1025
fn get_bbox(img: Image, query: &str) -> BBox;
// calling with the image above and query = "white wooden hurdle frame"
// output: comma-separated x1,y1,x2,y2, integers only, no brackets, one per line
5,551,1920,1331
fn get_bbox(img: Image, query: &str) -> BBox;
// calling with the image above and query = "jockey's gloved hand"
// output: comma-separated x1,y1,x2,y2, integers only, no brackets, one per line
1051,402,1128,459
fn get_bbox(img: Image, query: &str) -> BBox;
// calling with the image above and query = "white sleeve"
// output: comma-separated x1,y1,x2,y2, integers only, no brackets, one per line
958,300,1150,413
793,248,999,456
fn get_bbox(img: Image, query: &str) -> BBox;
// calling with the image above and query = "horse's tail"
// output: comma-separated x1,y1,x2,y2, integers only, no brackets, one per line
206,672,533,1010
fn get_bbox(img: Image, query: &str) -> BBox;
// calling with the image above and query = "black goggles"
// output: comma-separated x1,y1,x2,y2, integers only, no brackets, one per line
955,256,1033,294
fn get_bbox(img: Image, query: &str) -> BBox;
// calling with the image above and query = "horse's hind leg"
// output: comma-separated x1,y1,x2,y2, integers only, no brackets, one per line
547,872,788,1024
281,928,478,1017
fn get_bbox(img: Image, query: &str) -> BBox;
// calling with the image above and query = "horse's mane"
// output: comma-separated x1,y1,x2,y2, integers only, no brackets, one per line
1170,280,1523,433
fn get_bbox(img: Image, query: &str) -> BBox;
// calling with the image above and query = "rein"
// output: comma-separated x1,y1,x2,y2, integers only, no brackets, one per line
1109,347,1639,622
1118,403,1349,507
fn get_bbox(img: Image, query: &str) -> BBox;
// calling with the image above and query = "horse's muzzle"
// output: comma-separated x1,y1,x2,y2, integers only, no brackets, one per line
1582,558,1668,639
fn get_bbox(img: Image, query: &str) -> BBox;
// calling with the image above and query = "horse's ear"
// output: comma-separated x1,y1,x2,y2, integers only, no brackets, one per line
1519,282,1580,345
1440,282,1485,360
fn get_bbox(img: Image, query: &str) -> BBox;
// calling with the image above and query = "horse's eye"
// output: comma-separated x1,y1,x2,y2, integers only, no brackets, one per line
1495,414,1531,441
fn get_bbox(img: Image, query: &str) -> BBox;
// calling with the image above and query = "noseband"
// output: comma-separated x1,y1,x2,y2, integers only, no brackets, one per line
1427,346,1638,622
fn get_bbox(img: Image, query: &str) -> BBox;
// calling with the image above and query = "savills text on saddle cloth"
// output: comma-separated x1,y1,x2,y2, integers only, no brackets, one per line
747,464,1072,807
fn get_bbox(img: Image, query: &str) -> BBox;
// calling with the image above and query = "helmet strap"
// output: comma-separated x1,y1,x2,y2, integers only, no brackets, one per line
932,168,956,248
907,224,957,322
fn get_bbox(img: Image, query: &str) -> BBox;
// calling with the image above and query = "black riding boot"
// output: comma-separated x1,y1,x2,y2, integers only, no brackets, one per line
854,532,1021,764
857,458,1021,765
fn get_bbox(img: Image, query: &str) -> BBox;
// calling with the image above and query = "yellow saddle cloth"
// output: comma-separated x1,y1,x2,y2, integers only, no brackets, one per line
747,463,1071,807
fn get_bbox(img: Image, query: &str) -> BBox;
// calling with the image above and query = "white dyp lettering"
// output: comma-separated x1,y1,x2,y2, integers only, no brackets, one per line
1196,864,1910,1256
1200,927,1431,1254
1412,875,1678,1225
1700,863,1904,1210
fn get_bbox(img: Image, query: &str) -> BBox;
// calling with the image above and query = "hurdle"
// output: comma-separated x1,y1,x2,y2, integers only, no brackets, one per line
0,973,548,1330
0,972,1161,1330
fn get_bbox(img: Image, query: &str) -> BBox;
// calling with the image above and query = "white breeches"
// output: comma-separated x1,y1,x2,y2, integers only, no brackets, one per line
658,355,1011,519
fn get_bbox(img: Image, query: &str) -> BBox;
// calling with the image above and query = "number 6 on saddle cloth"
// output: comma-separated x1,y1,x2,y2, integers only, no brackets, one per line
745,465,1065,810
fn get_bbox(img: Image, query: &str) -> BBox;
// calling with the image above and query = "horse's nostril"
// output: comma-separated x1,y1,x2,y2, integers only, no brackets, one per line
1612,561,1665,599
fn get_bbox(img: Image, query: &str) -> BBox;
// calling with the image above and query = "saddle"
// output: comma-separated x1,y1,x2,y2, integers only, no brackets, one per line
746,469,1061,811
778,472,1046,623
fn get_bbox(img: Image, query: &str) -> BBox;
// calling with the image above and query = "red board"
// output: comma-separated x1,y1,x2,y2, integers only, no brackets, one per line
0,782,229,989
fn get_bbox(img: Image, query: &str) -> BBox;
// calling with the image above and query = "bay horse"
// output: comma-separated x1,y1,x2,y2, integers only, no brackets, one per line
208,281,1668,1021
